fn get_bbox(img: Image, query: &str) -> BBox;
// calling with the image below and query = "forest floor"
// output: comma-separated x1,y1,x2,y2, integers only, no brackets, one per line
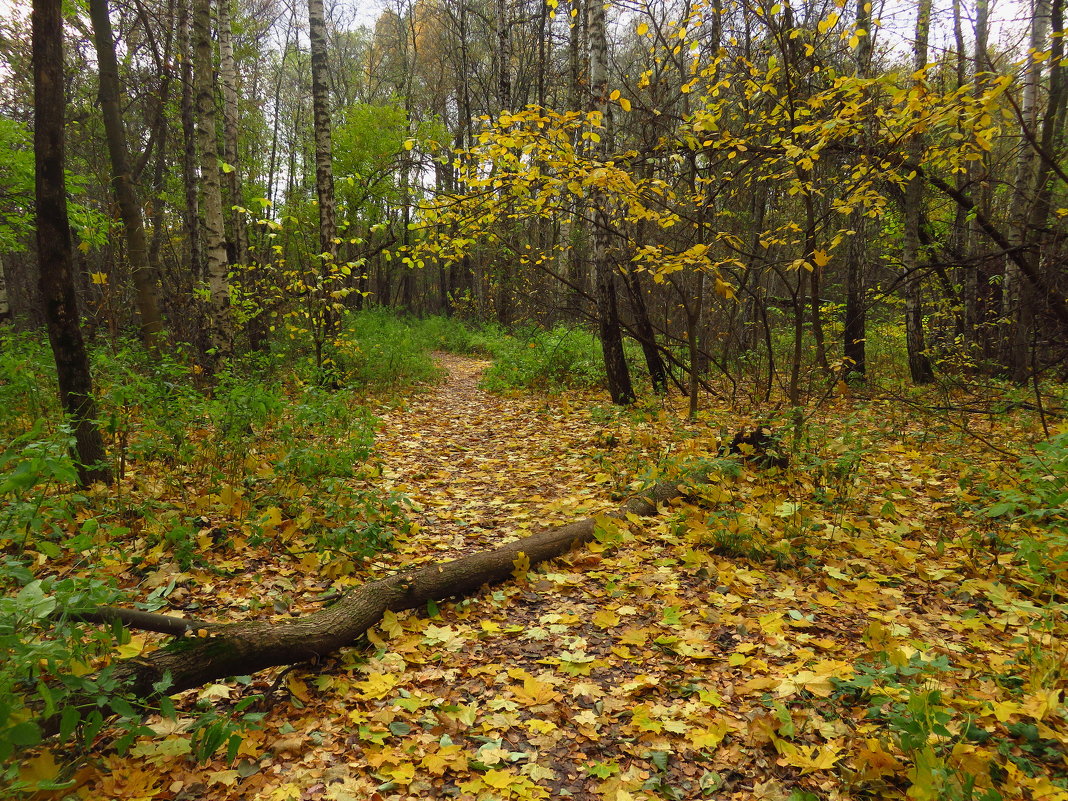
20,355,1068,801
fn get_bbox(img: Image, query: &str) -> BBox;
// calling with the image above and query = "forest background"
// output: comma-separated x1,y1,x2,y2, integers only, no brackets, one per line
3,0,1068,797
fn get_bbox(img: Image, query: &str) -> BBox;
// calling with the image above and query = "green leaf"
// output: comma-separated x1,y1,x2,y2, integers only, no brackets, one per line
9,720,42,747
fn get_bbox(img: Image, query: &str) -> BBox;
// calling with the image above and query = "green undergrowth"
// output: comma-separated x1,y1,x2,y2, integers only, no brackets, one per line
478,324,649,393
0,317,436,780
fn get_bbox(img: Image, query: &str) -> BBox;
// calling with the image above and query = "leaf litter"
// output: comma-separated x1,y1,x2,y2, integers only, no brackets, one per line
24,355,1068,801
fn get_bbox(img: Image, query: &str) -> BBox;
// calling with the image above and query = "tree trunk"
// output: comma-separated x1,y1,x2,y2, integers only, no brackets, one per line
966,0,992,353
622,269,669,394
588,0,633,405
33,0,112,486
308,0,336,269
88,0,165,352
217,0,248,267
904,0,935,384
178,0,202,284
842,0,872,380
496,0,511,112
1003,0,1050,382
60,478,696,712
193,0,232,365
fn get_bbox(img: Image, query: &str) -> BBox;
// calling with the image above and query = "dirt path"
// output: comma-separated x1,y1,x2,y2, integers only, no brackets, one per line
371,353,611,561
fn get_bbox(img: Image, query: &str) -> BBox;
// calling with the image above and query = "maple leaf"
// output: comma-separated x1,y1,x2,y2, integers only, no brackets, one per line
776,741,844,774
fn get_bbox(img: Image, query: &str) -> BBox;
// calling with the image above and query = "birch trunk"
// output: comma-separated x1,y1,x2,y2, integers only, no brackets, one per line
308,0,337,347
193,0,232,363
217,0,248,266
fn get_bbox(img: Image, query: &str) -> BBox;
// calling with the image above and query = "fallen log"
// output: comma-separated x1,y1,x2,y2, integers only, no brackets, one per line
83,476,697,707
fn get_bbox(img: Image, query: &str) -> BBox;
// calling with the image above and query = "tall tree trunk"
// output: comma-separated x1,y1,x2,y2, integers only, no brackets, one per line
1003,0,1050,382
842,0,871,380
966,0,993,355
178,0,202,284
308,0,337,351
1019,0,1067,378
588,0,633,404
217,0,247,266
496,0,510,112
193,0,231,365
33,0,112,486
88,0,165,352
904,0,935,384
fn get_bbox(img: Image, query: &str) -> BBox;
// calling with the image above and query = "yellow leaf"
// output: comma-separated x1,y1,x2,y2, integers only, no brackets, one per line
619,97,632,112
384,762,416,784
636,21,649,35
380,610,403,638
116,635,147,659
777,742,843,774
403,139,416,150
19,750,60,785
592,609,619,629
90,272,109,285
851,738,902,781
991,700,1020,722
512,551,531,581
287,674,311,703
355,672,398,699
610,89,620,101
812,249,830,267
483,768,516,789
689,720,728,750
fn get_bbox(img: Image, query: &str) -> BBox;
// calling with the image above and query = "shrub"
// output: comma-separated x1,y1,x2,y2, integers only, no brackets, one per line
481,325,607,392
329,309,441,388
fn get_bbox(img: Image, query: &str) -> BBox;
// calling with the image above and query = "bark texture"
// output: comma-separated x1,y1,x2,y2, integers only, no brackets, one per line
308,0,336,265
588,0,634,405
193,0,233,363
904,0,935,384
88,0,165,350
33,0,112,487
217,0,248,266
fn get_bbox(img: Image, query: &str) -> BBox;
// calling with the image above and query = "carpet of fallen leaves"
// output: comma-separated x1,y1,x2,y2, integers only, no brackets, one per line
17,354,1068,801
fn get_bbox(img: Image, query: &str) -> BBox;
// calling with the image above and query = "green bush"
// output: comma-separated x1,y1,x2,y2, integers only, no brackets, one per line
329,309,441,388
481,325,607,392
986,431,1068,588
406,315,501,355
0,329,58,441
279,388,377,480
0,423,79,550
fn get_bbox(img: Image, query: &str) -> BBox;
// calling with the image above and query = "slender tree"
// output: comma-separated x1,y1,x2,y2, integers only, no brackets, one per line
32,0,112,485
178,0,203,284
88,0,165,351
588,0,634,404
308,0,338,347
903,0,935,384
193,0,233,363
217,0,248,266
842,0,872,380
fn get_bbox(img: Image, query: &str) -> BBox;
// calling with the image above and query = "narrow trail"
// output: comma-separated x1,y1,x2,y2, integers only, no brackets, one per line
370,353,612,562
67,353,1044,801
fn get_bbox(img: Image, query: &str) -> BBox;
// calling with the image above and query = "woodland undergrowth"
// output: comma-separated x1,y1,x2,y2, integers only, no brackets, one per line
2,315,1067,801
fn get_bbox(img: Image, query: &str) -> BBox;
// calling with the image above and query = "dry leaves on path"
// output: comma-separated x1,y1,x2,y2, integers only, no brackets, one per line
37,356,1068,801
